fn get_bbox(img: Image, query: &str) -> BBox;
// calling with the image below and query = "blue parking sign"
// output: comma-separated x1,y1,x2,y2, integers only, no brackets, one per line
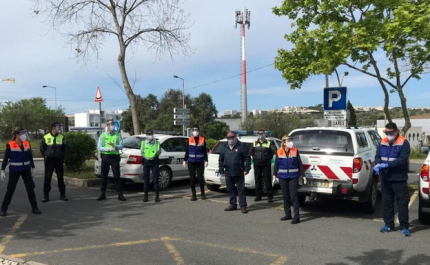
323,87,347,110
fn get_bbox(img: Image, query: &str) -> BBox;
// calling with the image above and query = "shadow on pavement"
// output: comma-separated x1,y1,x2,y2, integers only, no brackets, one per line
326,249,430,265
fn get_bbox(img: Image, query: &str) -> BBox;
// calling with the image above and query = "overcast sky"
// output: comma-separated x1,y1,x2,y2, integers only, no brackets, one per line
1,0,429,115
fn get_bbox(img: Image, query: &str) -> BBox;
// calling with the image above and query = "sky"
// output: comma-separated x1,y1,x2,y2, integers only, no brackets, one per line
1,0,429,116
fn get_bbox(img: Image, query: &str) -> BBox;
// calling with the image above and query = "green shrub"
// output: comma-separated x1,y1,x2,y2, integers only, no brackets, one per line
63,131,97,171
206,138,218,150
410,145,427,159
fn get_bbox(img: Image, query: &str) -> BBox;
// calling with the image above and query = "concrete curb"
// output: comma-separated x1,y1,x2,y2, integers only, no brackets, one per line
53,174,101,188
0,254,47,265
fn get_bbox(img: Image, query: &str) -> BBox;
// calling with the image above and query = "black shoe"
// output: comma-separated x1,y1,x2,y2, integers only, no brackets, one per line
201,193,207,200
191,195,197,201
32,208,41,214
60,194,69,201
97,194,106,201
143,193,149,202
241,207,248,214
254,197,262,202
280,215,292,221
0,211,7,217
155,192,160,202
118,193,127,201
224,205,237,211
42,197,49,203
268,197,273,203
291,219,301,224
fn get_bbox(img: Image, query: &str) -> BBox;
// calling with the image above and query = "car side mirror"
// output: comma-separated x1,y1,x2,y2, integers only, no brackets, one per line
420,146,430,155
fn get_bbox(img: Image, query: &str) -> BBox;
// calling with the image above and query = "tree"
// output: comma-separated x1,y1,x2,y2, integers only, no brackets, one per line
273,0,430,134
347,101,357,127
204,121,229,140
190,93,217,129
121,94,158,134
33,0,191,135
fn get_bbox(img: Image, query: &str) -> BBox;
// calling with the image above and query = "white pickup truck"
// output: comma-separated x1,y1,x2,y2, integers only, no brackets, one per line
289,127,382,213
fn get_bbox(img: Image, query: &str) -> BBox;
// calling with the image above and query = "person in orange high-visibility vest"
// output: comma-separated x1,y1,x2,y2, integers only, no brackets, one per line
274,135,304,224
183,125,208,201
1,127,41,217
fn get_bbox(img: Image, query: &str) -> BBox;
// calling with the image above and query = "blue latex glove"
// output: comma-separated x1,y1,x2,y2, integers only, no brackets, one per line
374,165,380,175
380,163,389,169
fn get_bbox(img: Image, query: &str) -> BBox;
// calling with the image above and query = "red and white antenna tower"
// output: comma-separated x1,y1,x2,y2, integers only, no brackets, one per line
235,7,251,123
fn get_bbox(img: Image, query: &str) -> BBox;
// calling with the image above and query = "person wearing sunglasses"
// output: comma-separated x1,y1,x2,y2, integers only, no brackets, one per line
1,127,41,216
274,135,304,224
250,130,275,203
374,122,411,237
218,131,251,213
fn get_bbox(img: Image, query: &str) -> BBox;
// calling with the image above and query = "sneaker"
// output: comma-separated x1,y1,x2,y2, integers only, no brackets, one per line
402,229,411,237
380,225,392,233
32,208,41,214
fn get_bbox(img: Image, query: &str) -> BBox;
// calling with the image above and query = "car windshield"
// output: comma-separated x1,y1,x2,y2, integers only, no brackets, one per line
290,130,353,155
123,136,145,149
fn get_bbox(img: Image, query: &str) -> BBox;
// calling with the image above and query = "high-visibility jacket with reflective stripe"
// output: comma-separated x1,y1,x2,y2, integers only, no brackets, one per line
378,135,409,181
379,136,406,163
140,140,160,160
277,148,299,179
252,140,272,165
101,132,120,155
8,140,32,172
43,133,65,158
188,136,205,163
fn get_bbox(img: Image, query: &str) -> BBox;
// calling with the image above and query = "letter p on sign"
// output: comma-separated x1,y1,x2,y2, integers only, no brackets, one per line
328,90,341,108
323,87,347,110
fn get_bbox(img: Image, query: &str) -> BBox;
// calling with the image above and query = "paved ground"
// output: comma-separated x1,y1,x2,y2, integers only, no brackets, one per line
0,161,428,265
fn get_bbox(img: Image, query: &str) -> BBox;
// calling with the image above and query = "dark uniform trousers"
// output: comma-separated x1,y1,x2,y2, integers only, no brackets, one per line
225,175,247,208
381,179,410,229
188,162,205,193
279,178,300,220
143,162,159,193
44,157,65,195
100,155,122,192
254,163,273,198
2,170,38,211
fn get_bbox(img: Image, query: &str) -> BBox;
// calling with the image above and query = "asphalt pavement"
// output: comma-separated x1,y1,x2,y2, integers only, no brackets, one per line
0,161,428,265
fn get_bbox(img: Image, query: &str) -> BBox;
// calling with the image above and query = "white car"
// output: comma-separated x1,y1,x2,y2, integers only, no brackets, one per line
289,127,381,213
419,146,430,224
94,134,189,190
204,136,281,191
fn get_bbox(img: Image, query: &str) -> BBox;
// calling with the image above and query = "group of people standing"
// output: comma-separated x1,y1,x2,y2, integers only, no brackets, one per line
0,122,68,216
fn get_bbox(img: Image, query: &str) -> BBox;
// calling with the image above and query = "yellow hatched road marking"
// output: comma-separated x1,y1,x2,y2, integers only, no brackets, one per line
161,237,185,265
0,214,28,253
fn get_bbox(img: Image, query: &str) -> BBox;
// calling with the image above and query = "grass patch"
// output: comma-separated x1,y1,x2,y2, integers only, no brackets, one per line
408,184,418,191
410,145,427,159
64,160,97,180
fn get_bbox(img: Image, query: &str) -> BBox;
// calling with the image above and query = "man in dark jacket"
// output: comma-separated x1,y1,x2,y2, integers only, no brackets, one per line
40,122,67,202
374,122,411,236
218,131,251,214
250,130,274,202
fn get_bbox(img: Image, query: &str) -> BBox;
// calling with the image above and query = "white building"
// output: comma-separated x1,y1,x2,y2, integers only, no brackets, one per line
74,109,124,128
251,109,268,116
222,110,238,117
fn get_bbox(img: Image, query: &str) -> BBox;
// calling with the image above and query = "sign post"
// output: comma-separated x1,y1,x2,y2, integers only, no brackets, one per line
95,86,104,134
173,108,190,136
323,87,347,127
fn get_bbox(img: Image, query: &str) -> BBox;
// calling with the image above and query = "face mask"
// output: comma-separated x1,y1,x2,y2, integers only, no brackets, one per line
387,135,395,142
19,134,27,141
258,135,265,140
227,138,236,146
110,125,116,132
193,131,199,137
286,142,294,149
147,135,153,141
55,126,62,134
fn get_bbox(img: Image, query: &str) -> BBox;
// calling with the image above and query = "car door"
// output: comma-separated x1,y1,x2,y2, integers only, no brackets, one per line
160,137,188,178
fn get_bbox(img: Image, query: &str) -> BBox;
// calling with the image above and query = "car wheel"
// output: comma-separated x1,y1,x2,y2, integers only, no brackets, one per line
362,177,378,214
157,167,172,191
205,183,220,192
298,194,306,207
418,193,430,224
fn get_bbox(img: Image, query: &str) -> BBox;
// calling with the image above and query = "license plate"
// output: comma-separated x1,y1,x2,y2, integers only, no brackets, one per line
306,179,330,188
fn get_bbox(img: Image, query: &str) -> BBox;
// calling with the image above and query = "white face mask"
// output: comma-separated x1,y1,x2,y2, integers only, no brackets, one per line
286,142,294,149
192,131,199,137
387,135,395,142
147,135,153,141
55,126,62,134
227,137,236,146
19,134,27,141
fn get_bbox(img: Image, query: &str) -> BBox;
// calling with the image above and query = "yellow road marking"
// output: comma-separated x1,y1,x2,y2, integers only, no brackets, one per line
395,190,419,225
0,214,28,253
271,255,288,265
10,238,161,258
110,228,129,233
161,237,185,265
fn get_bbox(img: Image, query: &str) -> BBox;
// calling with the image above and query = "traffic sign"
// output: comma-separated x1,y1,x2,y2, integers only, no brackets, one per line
174,120,190,126
173,108,190,114
95,86,103,102
323,87,347,110
173,114,190,120
332,120,346,127
324,110,346,120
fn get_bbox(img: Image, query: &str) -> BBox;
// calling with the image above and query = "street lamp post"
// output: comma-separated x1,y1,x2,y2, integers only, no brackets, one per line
42,85,57,109
1,78,15,84
173,75,185,136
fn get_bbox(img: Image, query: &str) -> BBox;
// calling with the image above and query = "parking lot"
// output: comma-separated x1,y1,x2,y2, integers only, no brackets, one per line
0,161,429,265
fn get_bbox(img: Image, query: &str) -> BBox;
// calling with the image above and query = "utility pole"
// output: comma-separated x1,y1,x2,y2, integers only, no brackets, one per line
235,7,251,124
